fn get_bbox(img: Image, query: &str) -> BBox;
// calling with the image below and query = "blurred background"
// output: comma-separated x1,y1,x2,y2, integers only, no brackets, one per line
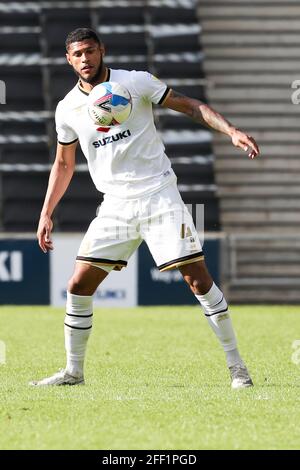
0,0,300,306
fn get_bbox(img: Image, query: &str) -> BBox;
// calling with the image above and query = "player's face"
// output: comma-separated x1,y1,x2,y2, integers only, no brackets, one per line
66,39,105,85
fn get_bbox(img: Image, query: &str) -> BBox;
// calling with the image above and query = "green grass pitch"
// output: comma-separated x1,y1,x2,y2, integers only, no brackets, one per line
0,305,300,450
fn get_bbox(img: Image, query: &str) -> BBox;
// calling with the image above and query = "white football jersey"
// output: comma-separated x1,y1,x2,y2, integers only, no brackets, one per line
55,68,176,199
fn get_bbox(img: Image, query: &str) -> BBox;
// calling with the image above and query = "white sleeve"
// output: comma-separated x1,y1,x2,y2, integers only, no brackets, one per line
132,71,171,105
55,101,78,145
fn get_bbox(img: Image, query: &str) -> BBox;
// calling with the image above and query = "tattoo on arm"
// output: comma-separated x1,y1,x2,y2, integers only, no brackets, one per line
167,90,234,136
167,89,187,102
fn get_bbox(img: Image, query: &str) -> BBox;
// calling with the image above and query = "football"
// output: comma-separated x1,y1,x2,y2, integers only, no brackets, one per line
87,81,132,127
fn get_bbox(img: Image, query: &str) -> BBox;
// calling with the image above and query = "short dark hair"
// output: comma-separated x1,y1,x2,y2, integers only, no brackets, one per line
65,28,101,51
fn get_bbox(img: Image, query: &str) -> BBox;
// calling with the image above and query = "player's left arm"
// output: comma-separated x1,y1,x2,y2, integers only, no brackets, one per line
162,89,259,159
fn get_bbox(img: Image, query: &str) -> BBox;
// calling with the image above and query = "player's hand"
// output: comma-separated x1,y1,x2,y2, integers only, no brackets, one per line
37,214,54,253
230,128,260,159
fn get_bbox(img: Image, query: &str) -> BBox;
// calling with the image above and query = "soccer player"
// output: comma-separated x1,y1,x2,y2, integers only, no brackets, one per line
31,28,259,388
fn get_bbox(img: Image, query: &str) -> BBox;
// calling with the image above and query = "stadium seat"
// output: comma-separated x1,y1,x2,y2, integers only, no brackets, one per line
151,32,201,54
42,9,92,57
0,32,40,54
56,200,101,232
0,11,39,28
154,61,204,79
48,65,79,107
0,120,46,138
2,200,43,232
156,112,207,130
1,171,48,231
180,191,220,231
62,172,100,200
164,141,213,158
0,140,49,164
101,32,147,56
96,7,144,24
173,161,215,185
2,172,49,200
0,66,44,110
148,7,198,24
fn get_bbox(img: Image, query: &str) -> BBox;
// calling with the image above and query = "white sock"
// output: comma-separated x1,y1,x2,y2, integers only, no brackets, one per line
195,283,243,367
64,291,93,377
226,348,243,368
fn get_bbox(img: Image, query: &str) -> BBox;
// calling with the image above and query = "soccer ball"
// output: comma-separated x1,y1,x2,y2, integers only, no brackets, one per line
87,81,132,127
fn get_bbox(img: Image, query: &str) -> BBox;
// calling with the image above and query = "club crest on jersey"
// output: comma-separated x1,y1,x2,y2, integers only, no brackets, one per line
92,129,131,148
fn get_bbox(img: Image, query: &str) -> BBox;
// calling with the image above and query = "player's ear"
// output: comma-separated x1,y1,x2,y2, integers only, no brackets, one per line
66,53,72,66
100,43,105,57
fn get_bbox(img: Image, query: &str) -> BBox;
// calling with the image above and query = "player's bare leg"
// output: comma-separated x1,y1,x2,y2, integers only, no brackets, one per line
68,260,110,295
179,260,253,389
30,263,108,386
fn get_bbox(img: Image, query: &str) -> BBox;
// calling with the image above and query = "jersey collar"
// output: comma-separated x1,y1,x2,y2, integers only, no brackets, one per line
77,68,111,96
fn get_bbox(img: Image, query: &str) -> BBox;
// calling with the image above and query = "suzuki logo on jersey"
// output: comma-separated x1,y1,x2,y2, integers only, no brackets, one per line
92,129,131,148
0,251,23,282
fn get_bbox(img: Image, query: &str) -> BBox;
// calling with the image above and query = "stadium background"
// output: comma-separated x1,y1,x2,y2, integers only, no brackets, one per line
1,0,300,306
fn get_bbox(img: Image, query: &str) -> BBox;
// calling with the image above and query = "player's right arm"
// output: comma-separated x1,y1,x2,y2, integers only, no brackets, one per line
163,90,259,159
37,140,77,253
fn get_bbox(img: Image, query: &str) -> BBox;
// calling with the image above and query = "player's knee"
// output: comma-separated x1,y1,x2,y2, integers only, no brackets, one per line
180,262,213,295
183,274,212,295
68,277,91,296
190,277,205,295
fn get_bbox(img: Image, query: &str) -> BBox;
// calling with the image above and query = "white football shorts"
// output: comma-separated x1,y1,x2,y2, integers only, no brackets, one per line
77,182,204,272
